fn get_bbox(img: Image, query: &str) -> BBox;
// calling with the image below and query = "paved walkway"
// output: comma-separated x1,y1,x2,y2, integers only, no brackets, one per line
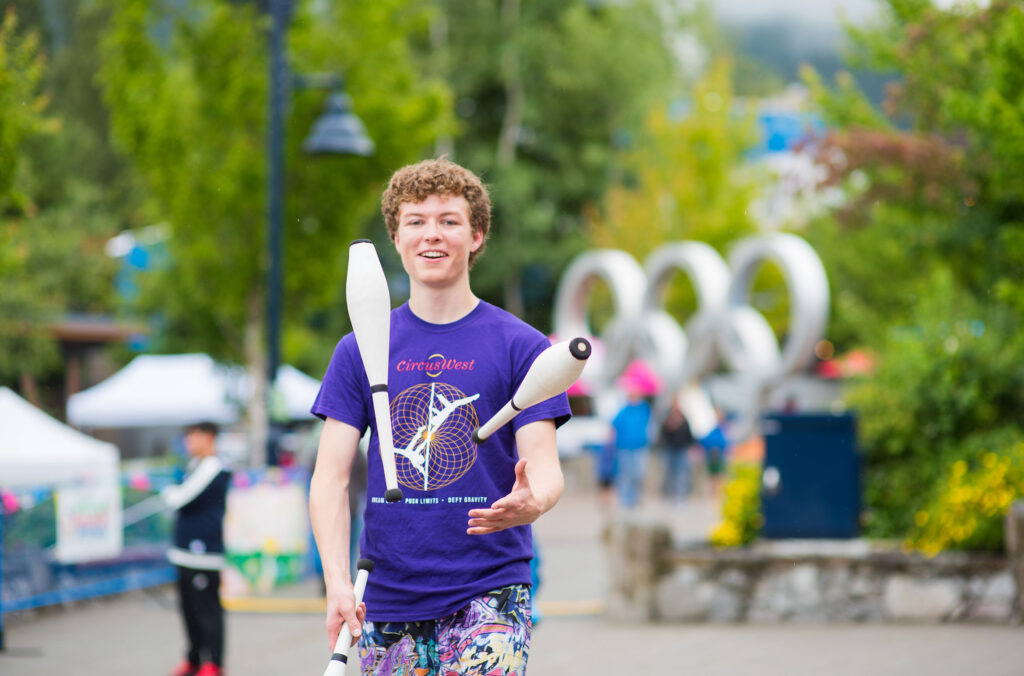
3,476,1024,675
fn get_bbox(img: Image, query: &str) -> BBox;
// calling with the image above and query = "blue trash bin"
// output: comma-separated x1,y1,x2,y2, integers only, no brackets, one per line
760,413,860,539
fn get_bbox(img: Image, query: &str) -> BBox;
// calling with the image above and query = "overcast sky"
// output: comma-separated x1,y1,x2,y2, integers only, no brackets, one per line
710,0,880,29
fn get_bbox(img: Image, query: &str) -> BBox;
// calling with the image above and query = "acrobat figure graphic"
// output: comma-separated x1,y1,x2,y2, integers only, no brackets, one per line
394,382,480,489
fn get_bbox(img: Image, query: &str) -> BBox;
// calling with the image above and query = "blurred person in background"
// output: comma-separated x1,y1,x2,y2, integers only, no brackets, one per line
610,386,652,509
162,421,232,676
700,409,730,497
658,394,694,504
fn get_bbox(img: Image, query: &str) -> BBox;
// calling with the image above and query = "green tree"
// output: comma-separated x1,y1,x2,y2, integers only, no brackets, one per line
584,60,797,333
0,8,63,390
97,0,451,460
432,0,676,328
0,2,143,404
588,60,757,258
804,0,1024,543
20,0,139,216
0,8,48,207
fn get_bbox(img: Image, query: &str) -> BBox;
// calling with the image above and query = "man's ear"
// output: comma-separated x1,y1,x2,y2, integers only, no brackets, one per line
471,227,484,252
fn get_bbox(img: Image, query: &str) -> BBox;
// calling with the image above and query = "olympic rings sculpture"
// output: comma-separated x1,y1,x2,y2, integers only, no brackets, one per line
552,233,829,439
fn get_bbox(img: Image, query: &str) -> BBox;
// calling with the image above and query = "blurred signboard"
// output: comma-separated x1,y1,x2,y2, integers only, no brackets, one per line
55,480,123,563
223,467,311,595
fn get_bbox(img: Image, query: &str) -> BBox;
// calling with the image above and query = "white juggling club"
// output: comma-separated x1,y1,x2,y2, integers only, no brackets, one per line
472,337,592,444
346,240,403,503
322,558,374,676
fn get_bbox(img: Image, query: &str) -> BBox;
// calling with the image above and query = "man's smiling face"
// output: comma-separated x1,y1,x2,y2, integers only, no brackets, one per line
394,194,483,290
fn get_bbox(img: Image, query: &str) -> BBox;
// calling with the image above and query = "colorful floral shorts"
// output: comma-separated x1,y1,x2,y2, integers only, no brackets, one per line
358,584,531,676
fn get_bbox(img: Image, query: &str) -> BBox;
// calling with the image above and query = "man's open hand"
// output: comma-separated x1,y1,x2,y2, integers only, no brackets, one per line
467,459,543,535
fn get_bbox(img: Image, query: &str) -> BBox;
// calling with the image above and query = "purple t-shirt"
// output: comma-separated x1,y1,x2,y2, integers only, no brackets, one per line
311,300,571,621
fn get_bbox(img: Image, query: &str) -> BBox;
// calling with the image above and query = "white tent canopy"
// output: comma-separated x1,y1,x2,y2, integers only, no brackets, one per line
0,387,120,488
67,353,321,428
275,364,323,421
68,354,242,427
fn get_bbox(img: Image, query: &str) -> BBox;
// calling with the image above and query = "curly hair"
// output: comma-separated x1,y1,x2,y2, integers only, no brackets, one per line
381,158,491,265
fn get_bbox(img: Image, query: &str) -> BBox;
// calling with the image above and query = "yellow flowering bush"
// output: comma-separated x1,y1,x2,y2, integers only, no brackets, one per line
910,442,1024,555
710,463,764,547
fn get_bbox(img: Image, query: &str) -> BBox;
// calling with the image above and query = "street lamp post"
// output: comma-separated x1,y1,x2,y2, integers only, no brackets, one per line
263,0,373,465
265,0,288,423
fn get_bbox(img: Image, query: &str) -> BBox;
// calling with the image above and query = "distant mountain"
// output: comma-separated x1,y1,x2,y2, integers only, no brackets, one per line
713,0,889,106
711,0,878,30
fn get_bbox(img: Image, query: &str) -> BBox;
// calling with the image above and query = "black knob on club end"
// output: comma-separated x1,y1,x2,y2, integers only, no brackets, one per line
356,558,374,573
471,428,484,445
385,487,404,503
569,337,592,360
350,238,373,246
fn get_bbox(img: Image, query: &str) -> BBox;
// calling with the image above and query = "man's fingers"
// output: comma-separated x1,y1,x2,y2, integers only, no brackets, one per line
467,510,510,533
467,525,499,535
468,507,505,519
352,602,366,641
468,513,504,525
468,507,519,523
342,606,360,640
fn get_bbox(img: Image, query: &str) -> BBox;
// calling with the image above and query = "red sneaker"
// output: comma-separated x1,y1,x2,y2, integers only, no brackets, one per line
194,664,223,676
169,660,198,676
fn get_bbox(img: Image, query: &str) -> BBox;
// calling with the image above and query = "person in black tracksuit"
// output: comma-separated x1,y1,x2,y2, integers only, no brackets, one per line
658,396,695,502
162,422,232,676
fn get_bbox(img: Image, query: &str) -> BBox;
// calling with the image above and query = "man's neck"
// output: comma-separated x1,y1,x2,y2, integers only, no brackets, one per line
408,282,479,325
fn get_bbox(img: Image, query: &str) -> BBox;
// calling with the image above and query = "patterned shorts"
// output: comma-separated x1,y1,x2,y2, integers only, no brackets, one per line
358,584,531,676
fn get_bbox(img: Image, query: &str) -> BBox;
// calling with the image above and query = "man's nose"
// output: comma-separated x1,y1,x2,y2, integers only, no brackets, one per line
423,219,442,240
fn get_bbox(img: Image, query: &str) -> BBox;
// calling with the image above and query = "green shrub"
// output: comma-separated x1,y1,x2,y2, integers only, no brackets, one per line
911,440,1024,554
710,463,763,547
849,271,1024,541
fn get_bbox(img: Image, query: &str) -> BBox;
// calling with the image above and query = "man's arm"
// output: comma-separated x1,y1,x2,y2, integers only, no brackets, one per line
160,456,223,510
466,419,564,534
309,417,364,649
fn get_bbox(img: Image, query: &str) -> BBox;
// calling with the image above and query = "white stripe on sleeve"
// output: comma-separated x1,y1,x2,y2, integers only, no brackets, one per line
161,456,225,510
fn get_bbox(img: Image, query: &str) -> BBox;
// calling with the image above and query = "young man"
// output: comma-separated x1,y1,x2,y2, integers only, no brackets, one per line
164,421,232,676
310,158,570,675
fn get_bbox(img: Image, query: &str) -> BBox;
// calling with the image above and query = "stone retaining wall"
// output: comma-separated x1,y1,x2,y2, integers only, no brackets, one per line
604,518,1019,624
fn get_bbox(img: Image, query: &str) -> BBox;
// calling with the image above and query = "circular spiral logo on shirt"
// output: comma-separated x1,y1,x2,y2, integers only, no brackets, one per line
426,353,444,378
390,382,480,491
